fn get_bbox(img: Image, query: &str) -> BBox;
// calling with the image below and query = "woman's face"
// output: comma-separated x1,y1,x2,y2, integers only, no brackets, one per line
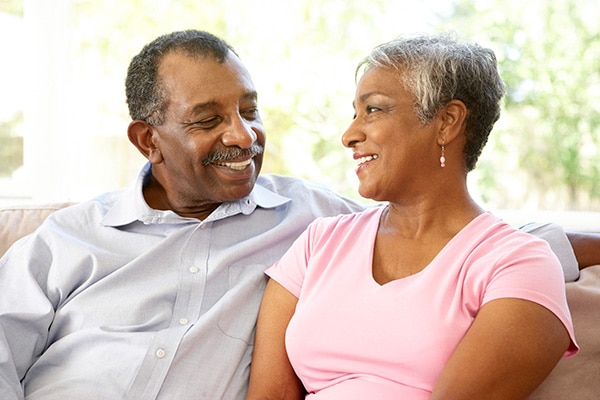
342,66,440,202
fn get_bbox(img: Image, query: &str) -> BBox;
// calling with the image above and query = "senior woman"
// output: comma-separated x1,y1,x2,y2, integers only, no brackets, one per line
246,33,578,400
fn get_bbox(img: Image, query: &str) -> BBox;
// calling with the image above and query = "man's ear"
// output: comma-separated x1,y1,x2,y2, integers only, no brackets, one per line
127,120,163,164
438,99,467,145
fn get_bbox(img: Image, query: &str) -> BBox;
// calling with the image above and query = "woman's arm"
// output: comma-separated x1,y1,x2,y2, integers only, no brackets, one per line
246,279,305,400
431,298,570,400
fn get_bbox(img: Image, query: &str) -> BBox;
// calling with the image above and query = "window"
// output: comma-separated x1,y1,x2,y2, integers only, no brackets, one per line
0,1,143,206
1,0,599,231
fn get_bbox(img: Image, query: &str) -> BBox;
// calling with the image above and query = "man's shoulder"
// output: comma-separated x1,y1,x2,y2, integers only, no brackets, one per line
257,174,330,192
256,174,365,213
257,174,347,198
47,188,128,224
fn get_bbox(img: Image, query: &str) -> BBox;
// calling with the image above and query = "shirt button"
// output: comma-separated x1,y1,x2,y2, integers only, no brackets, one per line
179,317,189,325
189,266,199,274
155,348,166,358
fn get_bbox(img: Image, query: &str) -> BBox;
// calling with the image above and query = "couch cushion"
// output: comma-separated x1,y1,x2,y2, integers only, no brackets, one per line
0,203,73,256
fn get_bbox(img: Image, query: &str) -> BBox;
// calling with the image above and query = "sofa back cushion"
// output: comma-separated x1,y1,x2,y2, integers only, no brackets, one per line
0,203,73,256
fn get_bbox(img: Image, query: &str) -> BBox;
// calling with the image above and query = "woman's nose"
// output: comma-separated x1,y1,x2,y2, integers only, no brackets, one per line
341,118,364,148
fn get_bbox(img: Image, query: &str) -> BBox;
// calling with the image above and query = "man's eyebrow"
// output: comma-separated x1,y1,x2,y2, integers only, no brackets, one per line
190,101,219,115
242,91,258,102
189,91,258,115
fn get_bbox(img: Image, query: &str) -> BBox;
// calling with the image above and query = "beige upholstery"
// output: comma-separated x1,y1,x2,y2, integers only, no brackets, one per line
1,203,599,397
530,264,600,399
0,203,74,256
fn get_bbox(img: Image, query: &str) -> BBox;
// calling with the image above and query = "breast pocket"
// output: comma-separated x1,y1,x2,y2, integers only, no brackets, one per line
216,263,268,344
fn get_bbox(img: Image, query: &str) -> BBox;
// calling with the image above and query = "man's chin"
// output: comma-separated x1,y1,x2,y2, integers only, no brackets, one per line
219,176,258,201
205,161,261,200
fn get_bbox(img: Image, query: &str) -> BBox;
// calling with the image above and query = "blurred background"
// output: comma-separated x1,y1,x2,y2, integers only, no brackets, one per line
1,0,599,229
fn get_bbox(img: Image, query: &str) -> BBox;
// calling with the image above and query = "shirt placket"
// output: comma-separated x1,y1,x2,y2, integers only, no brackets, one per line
125,221,211,399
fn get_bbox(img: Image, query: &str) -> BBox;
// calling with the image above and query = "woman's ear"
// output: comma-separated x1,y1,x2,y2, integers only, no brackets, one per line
127,120,163,164
438,99,468,145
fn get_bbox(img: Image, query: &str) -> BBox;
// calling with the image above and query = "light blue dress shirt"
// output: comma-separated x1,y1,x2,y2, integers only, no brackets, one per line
0,163,364,400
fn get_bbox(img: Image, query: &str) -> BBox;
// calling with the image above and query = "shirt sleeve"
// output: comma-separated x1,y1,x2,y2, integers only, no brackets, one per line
519,222,579,282
0,233,54,399
265,222,317,298
482,237,579,357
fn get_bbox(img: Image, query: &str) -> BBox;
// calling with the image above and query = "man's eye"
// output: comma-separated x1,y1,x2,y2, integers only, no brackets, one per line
366,106,380,114
241,108,259,120
194,116,222,128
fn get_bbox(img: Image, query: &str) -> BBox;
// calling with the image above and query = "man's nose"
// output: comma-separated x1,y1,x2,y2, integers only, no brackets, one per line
222,116,258,148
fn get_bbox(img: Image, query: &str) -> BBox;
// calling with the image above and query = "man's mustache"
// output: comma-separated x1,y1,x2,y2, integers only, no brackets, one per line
203,143,264,165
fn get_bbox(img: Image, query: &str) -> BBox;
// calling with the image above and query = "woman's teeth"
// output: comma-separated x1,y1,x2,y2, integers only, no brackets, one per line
356,154,379,165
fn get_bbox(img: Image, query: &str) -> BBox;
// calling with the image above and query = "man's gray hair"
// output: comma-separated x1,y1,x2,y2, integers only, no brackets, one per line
125,30,237,126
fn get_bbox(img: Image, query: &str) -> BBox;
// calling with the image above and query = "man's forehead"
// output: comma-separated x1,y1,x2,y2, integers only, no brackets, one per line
159,51,256,95
158,50,225,75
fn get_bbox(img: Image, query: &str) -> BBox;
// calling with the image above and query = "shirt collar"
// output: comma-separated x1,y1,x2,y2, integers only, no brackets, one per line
102,162,291,227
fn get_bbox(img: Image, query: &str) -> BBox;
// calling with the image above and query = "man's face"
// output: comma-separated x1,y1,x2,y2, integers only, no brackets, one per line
148,51,266,214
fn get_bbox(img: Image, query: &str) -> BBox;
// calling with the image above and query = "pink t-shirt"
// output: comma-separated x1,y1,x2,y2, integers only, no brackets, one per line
266,206,578,399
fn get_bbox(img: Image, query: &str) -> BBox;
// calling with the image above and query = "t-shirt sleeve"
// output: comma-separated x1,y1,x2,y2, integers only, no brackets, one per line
265,221,316,298
482,238,579,357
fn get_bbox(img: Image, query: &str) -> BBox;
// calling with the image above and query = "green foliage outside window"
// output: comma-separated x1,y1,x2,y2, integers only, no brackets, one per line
0,112,23,177
1,0,598,210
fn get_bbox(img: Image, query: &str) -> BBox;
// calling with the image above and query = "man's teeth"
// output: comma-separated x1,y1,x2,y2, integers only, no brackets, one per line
356,154,379,165
217,159,252,170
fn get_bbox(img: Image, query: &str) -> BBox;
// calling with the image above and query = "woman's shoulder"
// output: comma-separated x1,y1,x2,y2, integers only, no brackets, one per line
465,212,548,245
311,204,385,229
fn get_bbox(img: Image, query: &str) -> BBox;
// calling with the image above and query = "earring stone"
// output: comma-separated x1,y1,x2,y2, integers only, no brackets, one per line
440,145,446,168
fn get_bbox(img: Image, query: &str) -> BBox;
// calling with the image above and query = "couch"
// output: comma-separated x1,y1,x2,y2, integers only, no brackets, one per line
1,203,599,398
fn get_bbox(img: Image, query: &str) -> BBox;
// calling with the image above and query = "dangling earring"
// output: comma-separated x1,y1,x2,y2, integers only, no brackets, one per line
440,142,446,168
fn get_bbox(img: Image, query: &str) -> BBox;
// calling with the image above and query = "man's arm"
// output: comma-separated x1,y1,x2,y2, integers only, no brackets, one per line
565,231,600,270
0,237,54,399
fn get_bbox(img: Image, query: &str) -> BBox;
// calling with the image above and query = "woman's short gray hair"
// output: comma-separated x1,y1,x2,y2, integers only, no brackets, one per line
357,32,506,171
